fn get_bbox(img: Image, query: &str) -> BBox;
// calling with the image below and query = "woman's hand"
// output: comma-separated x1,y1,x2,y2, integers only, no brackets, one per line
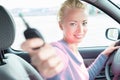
21,38,64,78
102,41,120,56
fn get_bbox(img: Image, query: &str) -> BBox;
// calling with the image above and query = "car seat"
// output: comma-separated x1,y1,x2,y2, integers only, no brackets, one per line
0,5,43,80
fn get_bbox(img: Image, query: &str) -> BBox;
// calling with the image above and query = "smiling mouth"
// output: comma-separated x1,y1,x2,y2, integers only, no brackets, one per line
74,35,84,39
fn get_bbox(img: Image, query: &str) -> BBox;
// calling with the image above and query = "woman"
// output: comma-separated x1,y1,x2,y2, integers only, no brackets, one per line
21,0,120,80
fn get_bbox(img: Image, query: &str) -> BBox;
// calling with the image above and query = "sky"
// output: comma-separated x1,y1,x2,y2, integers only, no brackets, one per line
0,0,64,9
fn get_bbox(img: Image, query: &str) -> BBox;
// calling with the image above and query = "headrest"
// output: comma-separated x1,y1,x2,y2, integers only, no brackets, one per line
0,5,15,50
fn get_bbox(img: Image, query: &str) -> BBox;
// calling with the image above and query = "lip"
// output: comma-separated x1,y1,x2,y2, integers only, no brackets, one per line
74,35,84,39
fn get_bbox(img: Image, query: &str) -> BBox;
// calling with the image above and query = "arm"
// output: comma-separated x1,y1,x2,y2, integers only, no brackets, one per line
88,41,120,80
21,38,65,78
87,54,108,80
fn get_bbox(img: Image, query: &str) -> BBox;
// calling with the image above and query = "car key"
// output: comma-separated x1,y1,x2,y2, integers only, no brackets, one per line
19,13,45,50
19,13,44,40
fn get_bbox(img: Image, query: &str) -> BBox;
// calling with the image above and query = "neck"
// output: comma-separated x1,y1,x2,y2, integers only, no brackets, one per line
68,44,79,54
62,39,79,54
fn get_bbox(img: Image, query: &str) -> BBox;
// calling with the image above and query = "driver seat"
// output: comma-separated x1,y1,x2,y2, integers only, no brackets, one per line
0,5,43,80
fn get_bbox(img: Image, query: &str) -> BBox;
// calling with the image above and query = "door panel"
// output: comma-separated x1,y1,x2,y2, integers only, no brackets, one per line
79,46,107,80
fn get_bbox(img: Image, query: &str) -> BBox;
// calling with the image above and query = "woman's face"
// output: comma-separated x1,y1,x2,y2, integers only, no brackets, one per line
59,8,88,44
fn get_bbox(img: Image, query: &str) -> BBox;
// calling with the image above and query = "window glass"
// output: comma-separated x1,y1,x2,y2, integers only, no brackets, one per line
79,3,120,47
0,0,119,49
110,0,120,8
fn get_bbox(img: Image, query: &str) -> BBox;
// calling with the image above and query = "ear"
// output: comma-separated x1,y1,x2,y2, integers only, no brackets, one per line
59,21,63,30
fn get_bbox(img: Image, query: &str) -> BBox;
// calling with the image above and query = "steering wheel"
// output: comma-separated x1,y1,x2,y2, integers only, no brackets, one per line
105,41,120,80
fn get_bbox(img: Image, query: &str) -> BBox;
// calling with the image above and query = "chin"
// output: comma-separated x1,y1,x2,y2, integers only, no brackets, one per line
77,39,83,43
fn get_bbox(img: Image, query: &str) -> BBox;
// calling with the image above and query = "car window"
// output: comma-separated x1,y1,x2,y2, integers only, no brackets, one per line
79,3,120,47
110,0,120,8
0,0,119,50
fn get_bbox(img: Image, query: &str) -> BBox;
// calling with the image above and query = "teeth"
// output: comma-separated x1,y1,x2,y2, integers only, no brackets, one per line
75,35,83,38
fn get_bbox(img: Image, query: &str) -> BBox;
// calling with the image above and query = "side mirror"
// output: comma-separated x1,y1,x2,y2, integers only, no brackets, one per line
105,28,120,41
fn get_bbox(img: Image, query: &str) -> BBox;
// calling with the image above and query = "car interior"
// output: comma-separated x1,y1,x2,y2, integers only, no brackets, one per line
0,5,43,80
0,0,120,80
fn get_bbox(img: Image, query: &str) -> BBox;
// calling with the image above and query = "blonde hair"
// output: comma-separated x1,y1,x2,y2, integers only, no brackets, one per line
58,0,86,22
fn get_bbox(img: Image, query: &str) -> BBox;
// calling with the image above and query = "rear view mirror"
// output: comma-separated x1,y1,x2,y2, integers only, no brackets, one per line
105,28,120,41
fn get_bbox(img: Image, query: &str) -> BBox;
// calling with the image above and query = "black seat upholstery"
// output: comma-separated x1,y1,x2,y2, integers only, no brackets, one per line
0,5,43,80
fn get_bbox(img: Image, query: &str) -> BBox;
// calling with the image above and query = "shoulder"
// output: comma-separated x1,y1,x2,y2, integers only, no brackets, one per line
50,39,66,48
50,40,69,70
50,40,66,52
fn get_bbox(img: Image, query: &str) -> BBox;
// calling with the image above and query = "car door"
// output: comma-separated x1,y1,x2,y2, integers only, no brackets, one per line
79,47,107,80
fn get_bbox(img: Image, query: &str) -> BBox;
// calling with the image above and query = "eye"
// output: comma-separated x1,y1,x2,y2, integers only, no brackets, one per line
83,21,87,26
70,22,77,27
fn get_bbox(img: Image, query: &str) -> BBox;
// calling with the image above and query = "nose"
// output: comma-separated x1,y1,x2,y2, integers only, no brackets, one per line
77,24,84,33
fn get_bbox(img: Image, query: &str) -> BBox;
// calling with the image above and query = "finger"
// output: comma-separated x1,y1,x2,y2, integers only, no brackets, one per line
41,59,64,78
40,54,62,69
28,42,46,56
21,38,44,51
31,45,57,65
34,52,64,73
114,46,120,49
30,51,56,67
36,45,56,60
27,38,44,49
32,42,45,50
115,40,120,46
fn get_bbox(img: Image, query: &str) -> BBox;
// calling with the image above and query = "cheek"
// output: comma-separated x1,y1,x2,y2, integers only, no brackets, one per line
84,28,88,34
65,28,74,35
63,29,74,40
